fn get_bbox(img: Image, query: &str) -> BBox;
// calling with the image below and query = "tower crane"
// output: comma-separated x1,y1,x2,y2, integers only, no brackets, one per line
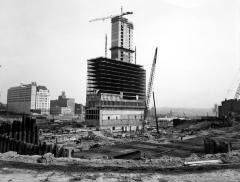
144,47,158,121
89,9,133,58
89,11,133,22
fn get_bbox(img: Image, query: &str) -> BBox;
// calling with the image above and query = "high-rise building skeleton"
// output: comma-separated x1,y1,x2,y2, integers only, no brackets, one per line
85,14,146,131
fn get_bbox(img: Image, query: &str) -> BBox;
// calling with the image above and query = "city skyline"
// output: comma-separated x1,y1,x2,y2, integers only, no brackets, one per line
0,0,240,108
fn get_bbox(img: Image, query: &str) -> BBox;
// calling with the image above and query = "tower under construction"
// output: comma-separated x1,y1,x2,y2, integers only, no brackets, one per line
110,16,134,63
86,12,146,131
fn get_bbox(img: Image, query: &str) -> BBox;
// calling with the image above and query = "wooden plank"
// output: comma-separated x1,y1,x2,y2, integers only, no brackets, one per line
184,159,222,166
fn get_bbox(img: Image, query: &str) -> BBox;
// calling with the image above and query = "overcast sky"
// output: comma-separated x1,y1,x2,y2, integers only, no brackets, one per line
0,0,240,108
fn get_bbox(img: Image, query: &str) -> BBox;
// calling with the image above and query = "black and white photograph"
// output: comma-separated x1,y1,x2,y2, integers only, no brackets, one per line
0,0,240,181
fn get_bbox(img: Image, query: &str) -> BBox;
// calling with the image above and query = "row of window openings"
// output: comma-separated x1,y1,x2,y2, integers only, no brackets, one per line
86,115,99,120
107,115,140,120
36,105,49,108
86,115,141,120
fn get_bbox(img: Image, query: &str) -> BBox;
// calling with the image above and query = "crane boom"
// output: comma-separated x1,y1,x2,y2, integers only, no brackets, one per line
144,47,158,120
234,83,240,99
89,12,133,22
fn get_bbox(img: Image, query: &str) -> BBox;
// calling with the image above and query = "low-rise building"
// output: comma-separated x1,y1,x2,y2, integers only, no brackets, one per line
0,103,6,113
75,103,85,121
218,99,240,117
50,91,75,116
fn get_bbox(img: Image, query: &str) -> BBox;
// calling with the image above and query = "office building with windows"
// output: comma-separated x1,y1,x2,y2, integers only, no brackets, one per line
7,82,50,115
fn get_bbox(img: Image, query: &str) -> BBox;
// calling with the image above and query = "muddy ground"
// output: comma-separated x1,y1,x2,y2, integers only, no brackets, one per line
1,165,240,182
73,124,240,160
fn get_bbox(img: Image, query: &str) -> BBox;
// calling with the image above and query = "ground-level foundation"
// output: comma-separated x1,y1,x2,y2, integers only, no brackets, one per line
86,109,144,131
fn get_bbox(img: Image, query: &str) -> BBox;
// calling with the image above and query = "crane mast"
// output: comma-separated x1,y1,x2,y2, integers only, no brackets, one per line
144,47,158,120
234,83,240,99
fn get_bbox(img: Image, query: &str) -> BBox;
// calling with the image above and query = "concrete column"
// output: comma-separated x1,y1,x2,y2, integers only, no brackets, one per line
0,135,3,153
25,117,30,143
11,121,15,139
34,126,39,145
58,147,64,157
21,118,26,142
8,124,12,137
65,148,73,158
5,137,10,152
30,119,36,144
52,144,57,157
9,138,13,151
22,142,27,155
2,136,6,153
16,121,21,140
16,141,21,154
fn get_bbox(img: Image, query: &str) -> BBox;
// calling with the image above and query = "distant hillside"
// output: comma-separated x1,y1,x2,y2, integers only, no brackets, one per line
150,107,214,118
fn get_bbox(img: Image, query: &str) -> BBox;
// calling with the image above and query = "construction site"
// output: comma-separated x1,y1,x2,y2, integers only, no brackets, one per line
1,7,240,182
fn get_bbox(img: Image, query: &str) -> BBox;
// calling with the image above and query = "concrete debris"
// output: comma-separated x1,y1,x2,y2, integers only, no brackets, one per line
1,150,240,169
157,155,183,167
0,151,19,158
185,153,200,162
203,150,240,163
37,153,56,164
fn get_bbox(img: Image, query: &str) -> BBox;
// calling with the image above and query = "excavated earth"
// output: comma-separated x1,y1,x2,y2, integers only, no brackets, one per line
2,151,240,181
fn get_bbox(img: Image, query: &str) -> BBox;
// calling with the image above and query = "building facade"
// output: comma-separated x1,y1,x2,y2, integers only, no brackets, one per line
0,103,6,113
7,82,50,115
50,91,75,116
75,103,85,121
85,57,146,131
218,99,240,117
110,16,134,63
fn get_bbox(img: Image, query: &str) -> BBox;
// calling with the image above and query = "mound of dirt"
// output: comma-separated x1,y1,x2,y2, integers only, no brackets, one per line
37,153,56,164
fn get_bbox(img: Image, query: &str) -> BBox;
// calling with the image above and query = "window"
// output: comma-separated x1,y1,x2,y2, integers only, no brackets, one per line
108,116,110,120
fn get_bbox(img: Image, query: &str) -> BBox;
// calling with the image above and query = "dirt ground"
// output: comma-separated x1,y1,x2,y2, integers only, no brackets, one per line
80,125,240,160
1,166,240,182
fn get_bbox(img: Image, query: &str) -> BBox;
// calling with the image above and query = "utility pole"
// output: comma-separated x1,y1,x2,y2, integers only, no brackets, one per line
153,91,159,134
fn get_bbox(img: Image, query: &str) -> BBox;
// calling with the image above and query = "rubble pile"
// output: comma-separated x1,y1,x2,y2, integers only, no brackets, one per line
185,153,201,162
0,151,39,163
154,155,184,167
203,150,240,163
37,153,56,164
183,150,240,164
1,149,240,170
